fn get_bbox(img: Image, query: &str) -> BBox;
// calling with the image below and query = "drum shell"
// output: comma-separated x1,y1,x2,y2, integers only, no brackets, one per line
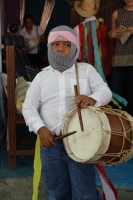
95,109,133,165
62,107,133,166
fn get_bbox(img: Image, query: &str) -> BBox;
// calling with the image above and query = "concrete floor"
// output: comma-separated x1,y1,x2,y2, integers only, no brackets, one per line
0,176,133,200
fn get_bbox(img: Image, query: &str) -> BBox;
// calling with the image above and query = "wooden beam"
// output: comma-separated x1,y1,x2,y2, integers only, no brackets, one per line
16,150,34,156
6,46,17,170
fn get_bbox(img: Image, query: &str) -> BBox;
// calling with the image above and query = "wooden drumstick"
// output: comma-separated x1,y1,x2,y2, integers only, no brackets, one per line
54,131,77,142
74,85,84,132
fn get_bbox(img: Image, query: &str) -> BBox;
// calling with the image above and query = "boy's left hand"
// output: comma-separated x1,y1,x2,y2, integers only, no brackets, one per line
74,95,96,108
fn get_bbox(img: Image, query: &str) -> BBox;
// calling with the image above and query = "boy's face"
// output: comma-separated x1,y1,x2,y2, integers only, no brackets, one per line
51,41,71,56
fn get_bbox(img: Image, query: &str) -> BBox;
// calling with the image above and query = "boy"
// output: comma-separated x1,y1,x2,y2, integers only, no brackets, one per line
22,25,112,200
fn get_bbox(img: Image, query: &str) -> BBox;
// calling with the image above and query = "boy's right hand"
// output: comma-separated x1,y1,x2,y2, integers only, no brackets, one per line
38,126,55,148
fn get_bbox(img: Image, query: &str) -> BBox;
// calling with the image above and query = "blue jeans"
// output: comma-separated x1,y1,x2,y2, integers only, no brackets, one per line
40,138,101,200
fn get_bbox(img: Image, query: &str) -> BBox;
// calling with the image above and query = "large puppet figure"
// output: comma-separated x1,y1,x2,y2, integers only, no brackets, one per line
74,0,114,80
73,0,127,108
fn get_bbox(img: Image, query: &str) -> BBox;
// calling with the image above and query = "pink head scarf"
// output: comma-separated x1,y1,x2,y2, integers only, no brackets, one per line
48,29,80,60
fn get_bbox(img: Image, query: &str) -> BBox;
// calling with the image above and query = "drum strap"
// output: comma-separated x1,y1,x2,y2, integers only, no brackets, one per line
75,62,80,95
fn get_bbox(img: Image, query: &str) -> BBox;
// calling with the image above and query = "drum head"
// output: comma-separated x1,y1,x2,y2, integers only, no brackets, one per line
63,107,103,161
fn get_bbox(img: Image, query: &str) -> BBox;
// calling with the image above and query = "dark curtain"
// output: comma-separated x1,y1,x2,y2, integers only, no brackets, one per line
4,0,20,32
25,0,45,26
45,0,70,38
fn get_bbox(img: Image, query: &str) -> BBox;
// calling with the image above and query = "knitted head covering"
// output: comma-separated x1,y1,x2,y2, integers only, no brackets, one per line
47,25,80,71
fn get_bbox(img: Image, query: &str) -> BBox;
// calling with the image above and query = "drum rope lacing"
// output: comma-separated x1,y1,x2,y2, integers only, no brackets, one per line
94,107,133,166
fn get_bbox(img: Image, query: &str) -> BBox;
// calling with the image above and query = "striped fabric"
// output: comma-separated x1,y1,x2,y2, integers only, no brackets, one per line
78,19,114,75
15,65,38,115
78,19,127,107
25,65,38,81
55,35,68,41
15,76,30,115
16,65,38,81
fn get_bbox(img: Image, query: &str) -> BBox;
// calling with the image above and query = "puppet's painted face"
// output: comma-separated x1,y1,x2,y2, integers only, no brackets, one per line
51,41,71,56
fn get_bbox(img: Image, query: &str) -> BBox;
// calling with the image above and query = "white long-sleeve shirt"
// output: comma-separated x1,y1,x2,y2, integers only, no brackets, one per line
22,63,112,135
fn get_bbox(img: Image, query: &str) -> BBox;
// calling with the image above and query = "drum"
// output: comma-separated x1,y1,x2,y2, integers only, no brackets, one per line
62,106,133,166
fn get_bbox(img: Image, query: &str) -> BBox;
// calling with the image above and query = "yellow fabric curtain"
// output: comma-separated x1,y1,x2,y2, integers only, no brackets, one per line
20,0,26,26
40,0,56,31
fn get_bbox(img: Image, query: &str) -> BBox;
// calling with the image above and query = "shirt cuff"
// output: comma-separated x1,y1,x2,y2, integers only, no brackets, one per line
28,121,45,134
89,94,102,107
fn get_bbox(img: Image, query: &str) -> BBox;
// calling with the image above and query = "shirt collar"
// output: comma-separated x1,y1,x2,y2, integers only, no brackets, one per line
42,63,84,73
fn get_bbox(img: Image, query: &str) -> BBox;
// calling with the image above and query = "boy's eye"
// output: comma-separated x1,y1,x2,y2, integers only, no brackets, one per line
51,42,71,47
65,43,71,47
52,42,58,46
